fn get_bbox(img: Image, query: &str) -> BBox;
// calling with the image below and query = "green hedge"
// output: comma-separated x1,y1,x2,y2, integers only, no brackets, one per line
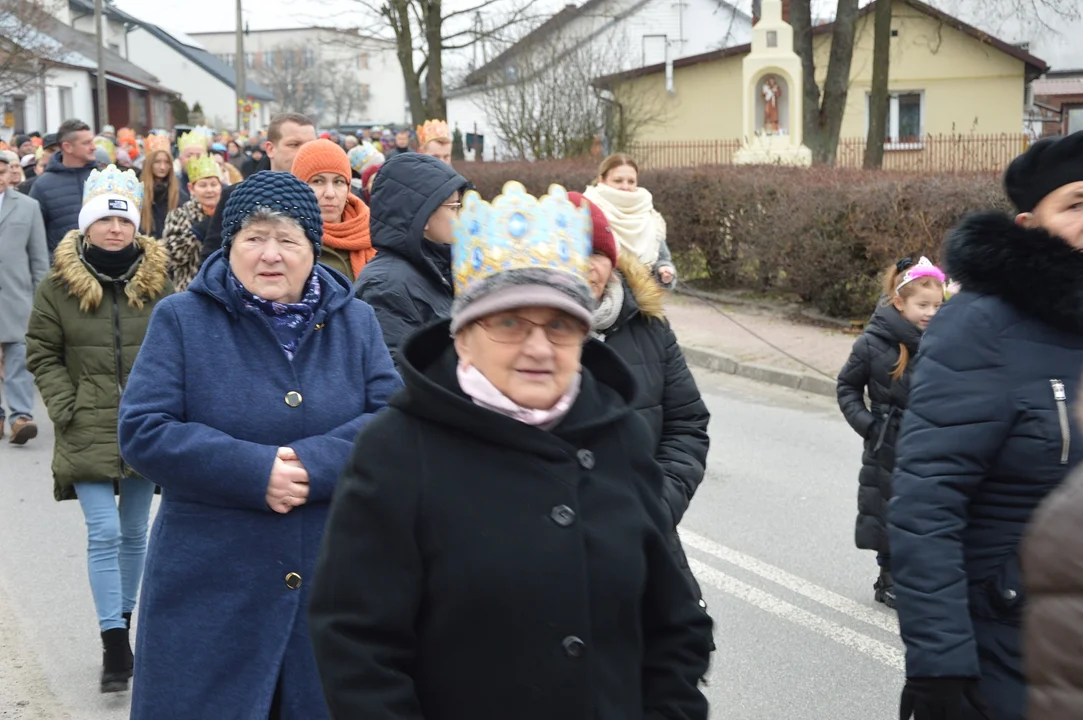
457,161,1011,318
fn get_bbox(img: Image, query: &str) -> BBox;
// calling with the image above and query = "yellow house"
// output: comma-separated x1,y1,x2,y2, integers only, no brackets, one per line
599,0,1048,168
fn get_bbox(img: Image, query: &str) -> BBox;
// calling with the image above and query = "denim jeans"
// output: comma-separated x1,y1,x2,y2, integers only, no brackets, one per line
0,341,35,422
73,479,156,631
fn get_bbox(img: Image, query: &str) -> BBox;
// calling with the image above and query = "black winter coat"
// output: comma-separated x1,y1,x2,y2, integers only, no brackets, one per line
889,213,1083,720
353,153,467,359
309,320,713,720
597,259,710,527
837,303,922,554
199,183,235,267
147,182,189,240
28,152,94,255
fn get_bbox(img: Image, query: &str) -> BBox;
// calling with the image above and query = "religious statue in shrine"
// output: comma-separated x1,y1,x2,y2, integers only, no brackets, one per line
762,76,782,134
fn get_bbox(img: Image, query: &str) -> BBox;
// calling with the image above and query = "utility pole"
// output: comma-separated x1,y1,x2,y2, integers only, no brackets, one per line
236,0,246,132
94,0,108,130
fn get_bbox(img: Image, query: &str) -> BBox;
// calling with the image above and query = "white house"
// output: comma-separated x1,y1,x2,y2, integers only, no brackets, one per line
447,0,752,160
189,27,407,128
126,24,273,132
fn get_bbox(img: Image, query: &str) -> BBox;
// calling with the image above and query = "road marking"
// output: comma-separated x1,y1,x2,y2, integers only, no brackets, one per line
689,558,906,671
680,528,900,636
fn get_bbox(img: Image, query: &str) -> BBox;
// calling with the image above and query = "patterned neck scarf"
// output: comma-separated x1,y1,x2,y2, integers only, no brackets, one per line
229,269,321,360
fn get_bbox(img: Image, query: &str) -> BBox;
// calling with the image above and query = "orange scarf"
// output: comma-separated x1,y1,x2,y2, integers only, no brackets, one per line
322,193,375,280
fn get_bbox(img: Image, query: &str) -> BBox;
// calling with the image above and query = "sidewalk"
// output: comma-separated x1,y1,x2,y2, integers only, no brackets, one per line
665,294,857,397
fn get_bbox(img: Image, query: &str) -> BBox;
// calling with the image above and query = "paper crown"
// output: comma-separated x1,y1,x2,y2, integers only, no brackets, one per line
417,119,450,146
83,164,144,209
452,182,591,298
145,134,171,155
93,136,115,162
177,131,208,153
896,256,946,293
186,156,220,183
348,142,380,172
117,128,136,144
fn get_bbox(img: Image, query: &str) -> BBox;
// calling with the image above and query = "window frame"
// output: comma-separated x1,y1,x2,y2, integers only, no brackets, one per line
866,89,926,151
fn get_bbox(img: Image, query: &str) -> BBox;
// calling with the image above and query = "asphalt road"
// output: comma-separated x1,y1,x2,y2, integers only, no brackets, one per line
0,370,902,719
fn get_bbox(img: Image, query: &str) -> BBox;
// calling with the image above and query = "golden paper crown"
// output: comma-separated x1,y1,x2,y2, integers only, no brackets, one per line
186,156,220,183
177,131,208,153
83,164,144,209
452,182,591,298
145,134,171,155
417,119,450,146
93,136,115,162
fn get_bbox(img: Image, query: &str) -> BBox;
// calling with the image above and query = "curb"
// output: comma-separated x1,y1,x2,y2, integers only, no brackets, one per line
681,344,837,398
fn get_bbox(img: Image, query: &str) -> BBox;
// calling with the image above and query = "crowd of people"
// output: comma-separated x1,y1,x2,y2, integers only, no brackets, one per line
2,109,1082,720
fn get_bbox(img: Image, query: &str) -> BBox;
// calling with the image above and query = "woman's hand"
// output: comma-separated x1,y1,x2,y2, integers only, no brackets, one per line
658,265,676,285
266,447,310,514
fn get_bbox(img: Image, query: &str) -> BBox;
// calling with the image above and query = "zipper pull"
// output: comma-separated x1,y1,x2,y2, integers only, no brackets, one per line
1052,379,1066,401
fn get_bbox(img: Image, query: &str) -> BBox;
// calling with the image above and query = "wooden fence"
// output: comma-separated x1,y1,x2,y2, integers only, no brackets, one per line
624,134,1029,173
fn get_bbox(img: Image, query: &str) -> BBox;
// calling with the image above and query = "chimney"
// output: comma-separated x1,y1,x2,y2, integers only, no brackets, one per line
752,0,761,25
781,0,790,23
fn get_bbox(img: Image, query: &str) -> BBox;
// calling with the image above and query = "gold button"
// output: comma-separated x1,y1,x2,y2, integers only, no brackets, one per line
284,391,302,408
285,572,302,590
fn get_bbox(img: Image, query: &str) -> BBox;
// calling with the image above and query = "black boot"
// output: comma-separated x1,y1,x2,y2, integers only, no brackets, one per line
123,612,132,630
100,628,132,692
121,613,135,675
874,569,897,609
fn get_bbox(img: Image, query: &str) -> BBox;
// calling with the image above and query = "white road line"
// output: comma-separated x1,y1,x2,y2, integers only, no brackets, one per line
680,528,900,636
689,558,906,671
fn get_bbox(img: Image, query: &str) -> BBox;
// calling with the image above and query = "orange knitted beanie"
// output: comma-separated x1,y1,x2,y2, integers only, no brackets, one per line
291,139,351,183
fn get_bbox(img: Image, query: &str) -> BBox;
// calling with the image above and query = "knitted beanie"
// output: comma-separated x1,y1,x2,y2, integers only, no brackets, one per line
1004,131,1083,212
292,139,351,183
220,171,324,256
568,191,617,267
361,162,382,189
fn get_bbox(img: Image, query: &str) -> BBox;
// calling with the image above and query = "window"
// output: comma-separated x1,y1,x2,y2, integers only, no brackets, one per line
361,83,370,101
359,52,369,70
766,30,777,48
1068,106,1083,134
265,50,276,69
59,86,73,119
303,48,317,68
245,52,255,69
867,91,924,149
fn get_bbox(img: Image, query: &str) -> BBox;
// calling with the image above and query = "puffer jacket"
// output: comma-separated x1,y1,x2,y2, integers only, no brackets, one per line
353,153,467,359
162,199,211,292
889,212,1083,720
25,231,172,500
28,152,95,255
595,257,710,527
837,303,922,554
1024,463,1083,720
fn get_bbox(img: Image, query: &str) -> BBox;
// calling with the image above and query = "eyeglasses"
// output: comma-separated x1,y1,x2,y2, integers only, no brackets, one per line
442,201,463,214
477,316,588,346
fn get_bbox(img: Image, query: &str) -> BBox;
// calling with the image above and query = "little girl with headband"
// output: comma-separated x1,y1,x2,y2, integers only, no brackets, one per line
836,256,945,609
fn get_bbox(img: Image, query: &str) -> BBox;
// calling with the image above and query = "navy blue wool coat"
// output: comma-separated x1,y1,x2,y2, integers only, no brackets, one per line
889,212,1083,720
28,152,95,255
118,250,402,720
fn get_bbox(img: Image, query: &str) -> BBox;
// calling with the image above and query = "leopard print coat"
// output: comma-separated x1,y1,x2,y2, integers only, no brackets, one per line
162,199,211,292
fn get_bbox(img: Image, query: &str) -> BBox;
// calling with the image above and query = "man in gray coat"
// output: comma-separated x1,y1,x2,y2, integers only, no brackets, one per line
0,152,48,444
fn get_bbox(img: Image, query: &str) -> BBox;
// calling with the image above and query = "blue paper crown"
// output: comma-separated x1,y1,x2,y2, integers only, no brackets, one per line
452,182,592,297
83,164,144,210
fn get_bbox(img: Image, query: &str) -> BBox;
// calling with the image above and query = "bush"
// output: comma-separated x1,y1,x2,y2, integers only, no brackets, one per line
456,160,1012,318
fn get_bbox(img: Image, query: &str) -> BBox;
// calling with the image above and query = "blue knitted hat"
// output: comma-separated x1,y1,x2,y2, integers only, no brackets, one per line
221,171,324,256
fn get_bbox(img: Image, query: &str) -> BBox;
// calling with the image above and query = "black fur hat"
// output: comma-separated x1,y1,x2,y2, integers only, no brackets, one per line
1004,131,1083,213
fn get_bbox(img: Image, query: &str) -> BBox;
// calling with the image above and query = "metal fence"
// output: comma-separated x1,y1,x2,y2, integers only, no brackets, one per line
624,134,1029,173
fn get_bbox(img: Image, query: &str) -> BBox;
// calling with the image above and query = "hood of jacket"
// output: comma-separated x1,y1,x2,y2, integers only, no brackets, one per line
51,229,169,312
946,211,1083,335
368,153,467,284
865,303,923,353
190,247,357,319
615,253,665,326
394,319,638,456
43,151,94,176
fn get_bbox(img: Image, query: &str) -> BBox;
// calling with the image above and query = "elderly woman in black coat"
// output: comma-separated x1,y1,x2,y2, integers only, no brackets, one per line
309,181,713,720
889,131,1083,720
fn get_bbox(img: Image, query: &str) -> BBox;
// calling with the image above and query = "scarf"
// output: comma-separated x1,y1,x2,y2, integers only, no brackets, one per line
456,362,581,430
322,193,375,280
83,240,142,279
591,271,625,339
229,269,322,361
583,184,666,267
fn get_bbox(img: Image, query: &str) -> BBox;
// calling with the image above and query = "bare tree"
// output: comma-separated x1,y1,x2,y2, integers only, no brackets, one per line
254,44,324,123
335,0,542,126
0,0,68,99
479,32,668,159
863,0,891,169
791,0,861,165
324,67,370,126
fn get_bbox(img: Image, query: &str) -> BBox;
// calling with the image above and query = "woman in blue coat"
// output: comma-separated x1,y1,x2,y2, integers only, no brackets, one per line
890,131,1083,720
118,171,402,719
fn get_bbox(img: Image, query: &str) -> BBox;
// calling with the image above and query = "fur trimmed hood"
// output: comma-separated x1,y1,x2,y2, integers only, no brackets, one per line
945,212,1083,335
51,229,170,313
618,254,665,320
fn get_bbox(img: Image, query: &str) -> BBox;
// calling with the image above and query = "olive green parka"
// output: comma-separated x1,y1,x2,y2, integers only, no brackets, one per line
26,229,171,500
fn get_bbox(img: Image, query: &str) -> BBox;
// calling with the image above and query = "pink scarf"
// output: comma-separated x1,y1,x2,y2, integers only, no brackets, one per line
456,363,580,429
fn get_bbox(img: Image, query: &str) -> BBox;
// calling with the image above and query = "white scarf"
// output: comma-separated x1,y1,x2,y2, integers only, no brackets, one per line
583,184,666,267
591,271,625,340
